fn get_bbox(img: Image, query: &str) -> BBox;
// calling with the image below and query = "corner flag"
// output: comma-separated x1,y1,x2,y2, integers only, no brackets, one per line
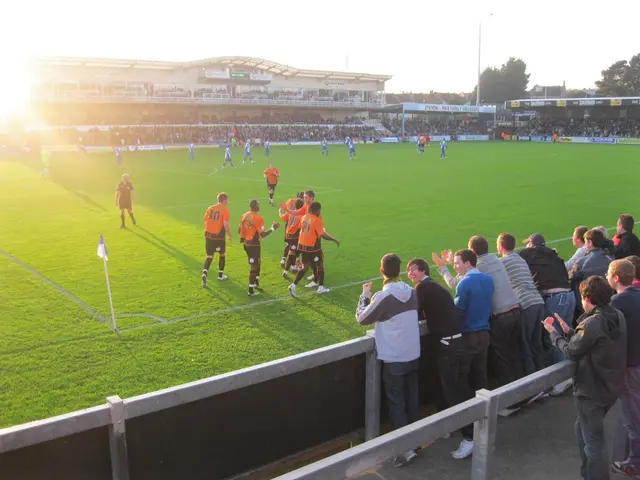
97,234,117,331
97,234,108,261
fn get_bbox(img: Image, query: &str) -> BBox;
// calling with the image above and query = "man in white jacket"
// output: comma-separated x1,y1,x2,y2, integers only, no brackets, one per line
356,253,421,467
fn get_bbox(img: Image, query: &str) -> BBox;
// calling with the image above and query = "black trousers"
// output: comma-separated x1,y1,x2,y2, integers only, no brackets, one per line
490,308,524,387
458,330,490,439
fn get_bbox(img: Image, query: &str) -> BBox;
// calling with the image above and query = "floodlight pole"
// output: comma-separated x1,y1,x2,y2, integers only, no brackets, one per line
477,13,493,106
401,104,405,137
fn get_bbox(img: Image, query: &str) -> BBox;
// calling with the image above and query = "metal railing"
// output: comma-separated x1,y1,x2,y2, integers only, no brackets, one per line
0,324,572,480
0,332,379,480
274,361,573,480
31,93,386,109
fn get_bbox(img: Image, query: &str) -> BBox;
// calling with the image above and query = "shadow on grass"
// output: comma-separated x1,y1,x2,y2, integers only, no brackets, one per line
126,226,202,272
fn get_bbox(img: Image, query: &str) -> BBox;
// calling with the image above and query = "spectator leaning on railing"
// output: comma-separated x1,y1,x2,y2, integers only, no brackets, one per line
432,248,493,460
543,276,626,480
497,233,546,376
565,225,589,272
520,233,575,395
607,259,640,477
434,236,524,411
355,253,421,468
406,258,465,416
613,214,640,259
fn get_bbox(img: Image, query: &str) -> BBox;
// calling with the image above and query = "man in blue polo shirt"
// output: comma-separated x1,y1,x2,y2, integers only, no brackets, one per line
440,248,494,460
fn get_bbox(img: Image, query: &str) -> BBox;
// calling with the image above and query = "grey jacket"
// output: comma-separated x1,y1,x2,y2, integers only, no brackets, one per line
355,280,421,363
570,248,612,284
551,305,626,406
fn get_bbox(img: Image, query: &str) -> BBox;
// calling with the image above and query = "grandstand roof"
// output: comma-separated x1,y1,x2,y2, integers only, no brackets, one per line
30,55,392,82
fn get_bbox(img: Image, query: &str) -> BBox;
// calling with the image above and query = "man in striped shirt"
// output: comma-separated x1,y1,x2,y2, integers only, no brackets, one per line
498,233,546,375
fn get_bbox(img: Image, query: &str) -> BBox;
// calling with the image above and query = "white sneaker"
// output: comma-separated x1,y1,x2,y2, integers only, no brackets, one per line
497,407,520,417
550,378,573,396
451,439,474,460
305,281,318,288
288,284,297,298
317,286,330,294
247,291,260,297
282,271,289,279
307,274,315,281
217,275,228,281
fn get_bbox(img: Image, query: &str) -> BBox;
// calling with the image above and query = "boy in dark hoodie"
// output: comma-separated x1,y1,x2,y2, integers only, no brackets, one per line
544,275,627,480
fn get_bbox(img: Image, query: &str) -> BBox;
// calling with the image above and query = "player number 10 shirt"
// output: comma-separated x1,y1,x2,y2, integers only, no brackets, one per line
204,204,230,239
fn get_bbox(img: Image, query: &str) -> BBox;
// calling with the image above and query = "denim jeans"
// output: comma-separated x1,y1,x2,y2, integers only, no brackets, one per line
620,366,640,467
521,303,546,375
575,396,612,480
382,359,420,431
543,291,576,363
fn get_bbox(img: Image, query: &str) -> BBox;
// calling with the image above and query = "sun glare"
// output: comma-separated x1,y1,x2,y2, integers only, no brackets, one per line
0,63,30,120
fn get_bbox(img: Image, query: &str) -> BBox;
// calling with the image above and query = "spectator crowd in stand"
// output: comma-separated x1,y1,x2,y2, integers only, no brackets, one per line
383,117,489,136
524,117,640,138
356,214,640,479
13,124,378,148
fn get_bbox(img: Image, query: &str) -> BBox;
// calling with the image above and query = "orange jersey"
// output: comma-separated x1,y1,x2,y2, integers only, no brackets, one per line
280,209,291,223
298,214,325,251
264,167,279,185
291,202,310,217
285,197,297,210
239,211,265,246
204,204,230,239
286,211,304,239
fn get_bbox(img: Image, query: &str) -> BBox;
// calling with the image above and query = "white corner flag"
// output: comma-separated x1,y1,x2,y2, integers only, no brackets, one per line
97,234,108,261
97,234,117,331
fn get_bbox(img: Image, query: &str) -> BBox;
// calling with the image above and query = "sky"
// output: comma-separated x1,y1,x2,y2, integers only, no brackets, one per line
0,0,639,114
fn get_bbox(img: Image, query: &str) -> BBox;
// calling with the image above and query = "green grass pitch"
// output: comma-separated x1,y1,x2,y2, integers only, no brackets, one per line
0,141,637,427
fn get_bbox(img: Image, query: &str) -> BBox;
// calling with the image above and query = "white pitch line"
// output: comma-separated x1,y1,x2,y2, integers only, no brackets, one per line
0,248,107,324
118,273,385,332
207,168,219,177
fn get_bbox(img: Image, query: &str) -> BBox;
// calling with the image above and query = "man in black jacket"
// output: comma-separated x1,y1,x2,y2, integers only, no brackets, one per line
521,233,576,388
406,258,472,453
544,276,627,480
613,214,640,259
407,258,464,406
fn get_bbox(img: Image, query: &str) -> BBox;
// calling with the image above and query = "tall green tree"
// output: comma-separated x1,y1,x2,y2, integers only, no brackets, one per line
624,54,640,95
472,57,530,104
596,60,630,96
596,54,640,96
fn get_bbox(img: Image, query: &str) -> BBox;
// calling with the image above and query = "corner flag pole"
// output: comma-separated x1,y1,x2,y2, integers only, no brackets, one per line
97,234,117,331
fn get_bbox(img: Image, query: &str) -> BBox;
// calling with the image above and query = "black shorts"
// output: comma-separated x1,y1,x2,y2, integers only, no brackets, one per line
243,245,261,265
267,182,277,192
119,200,132,210
286,237,300,253
206,238,226,256
301,250,323,264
